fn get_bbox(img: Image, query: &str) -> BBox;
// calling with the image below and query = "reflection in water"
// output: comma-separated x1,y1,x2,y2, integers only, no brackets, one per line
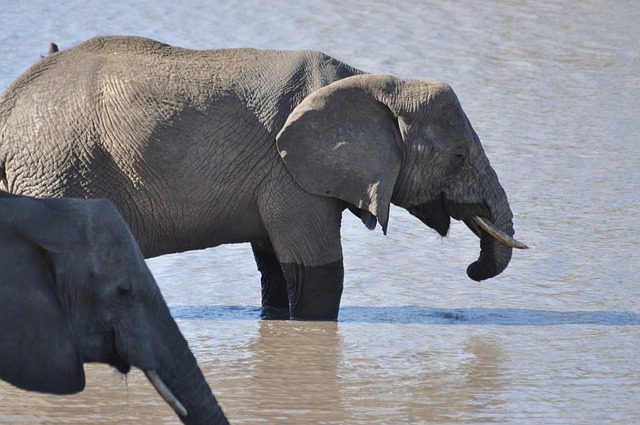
417,336,505,423
335,326,507,424
236,321,345,423
198,319,509,424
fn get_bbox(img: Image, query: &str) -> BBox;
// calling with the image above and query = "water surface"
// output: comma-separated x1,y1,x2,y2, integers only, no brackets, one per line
1,0,638,423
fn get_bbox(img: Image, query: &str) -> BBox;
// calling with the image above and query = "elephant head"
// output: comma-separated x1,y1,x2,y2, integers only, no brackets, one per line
0,192,228,425
277,74,526,281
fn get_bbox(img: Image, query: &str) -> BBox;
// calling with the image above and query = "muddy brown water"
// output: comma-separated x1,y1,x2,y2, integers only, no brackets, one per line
1,0,639,423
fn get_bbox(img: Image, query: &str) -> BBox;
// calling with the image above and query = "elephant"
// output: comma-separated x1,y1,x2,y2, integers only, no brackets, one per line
0,36,527,321
0,190,228,425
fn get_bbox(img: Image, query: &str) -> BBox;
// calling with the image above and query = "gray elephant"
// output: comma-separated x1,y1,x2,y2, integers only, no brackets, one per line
0,36,526,321
0,191,228,425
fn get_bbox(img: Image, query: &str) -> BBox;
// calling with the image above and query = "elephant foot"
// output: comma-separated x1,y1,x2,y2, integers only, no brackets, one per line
280,260,344,321
260,306,291,320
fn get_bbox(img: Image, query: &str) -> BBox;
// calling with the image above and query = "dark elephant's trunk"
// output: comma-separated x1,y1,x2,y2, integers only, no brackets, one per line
146,320,229,425
124,288,230,425
147,366,228,425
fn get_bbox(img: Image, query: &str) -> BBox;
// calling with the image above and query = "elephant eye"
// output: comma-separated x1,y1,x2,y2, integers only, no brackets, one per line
116,282,132,297
452,151,465,164
451,146,468,164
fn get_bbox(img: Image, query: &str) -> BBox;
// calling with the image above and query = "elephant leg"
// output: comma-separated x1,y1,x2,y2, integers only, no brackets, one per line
280,260,344,321
260,185,345,321
251,240,290,319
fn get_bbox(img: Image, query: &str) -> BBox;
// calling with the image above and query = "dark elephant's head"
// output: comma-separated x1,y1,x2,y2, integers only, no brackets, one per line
276,74,527,281
0,193,228,425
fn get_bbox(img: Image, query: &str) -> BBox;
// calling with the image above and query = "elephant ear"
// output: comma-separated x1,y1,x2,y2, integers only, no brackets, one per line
0,195,85,394
276,74,403,234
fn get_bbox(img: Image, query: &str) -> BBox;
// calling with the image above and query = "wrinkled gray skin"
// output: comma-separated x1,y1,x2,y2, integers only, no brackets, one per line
0,191,228,425
0,36,519,320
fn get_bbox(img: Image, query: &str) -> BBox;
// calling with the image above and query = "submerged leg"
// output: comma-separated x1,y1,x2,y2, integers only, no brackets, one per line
251,241,290,319
280,260,344,321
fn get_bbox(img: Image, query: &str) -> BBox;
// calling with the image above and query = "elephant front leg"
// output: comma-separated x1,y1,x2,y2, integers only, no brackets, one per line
251,241,290,319
259,185,345,321
280,260,344,321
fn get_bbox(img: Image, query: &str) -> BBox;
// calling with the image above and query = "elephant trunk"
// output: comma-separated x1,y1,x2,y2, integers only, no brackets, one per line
146,324,229,425
145,364,228,425
465,224,513,281
126,292,229,425
464,181,521,281
145,370,188,416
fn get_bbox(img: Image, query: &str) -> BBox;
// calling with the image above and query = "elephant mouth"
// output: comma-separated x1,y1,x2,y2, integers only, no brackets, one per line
106,329,131,374
106,330,189,418
407,194,527,250
406,194,451,236
406,193,486,237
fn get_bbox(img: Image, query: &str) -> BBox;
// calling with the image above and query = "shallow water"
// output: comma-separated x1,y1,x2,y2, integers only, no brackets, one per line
1,0,639,423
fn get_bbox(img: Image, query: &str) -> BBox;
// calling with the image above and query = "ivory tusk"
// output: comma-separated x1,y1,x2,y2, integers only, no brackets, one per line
472,216,529,250
145,370,188,417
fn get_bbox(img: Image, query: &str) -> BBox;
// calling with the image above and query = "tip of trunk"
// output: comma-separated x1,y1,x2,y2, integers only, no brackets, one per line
466,225,514,281
467,259,501,281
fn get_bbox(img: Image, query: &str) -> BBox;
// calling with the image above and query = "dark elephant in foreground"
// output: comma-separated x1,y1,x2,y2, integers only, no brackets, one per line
0,191,228,425
0,36,527,320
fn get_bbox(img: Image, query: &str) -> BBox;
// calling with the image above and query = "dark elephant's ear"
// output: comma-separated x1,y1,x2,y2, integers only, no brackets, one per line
276,74,403,234
0,197,85,394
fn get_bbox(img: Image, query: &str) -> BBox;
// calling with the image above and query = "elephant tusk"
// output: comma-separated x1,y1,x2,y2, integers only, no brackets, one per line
145,370,188,417
472,216,529,250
